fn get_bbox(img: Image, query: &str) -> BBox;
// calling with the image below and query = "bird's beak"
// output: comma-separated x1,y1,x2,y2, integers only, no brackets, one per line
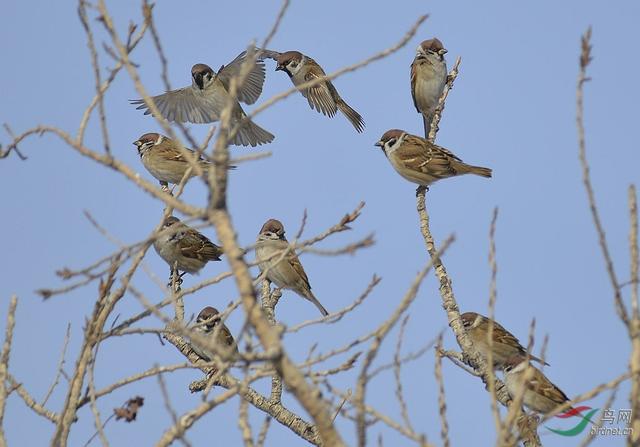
438,49,448,56
275,65,283,71
133,141,140,147
374,141,383,148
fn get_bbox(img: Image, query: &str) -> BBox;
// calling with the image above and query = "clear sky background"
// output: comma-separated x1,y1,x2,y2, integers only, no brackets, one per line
1,1,639,446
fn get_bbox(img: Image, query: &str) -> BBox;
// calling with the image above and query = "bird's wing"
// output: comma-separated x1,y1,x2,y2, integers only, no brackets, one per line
178,231,222,261
156,145,207,165
218,51,267,105
410,61,421,113
530,370,570,404
131,86,221,124
287,252,312,290
298,69,338,117
254,48,281,61
219,325,237,350
393,140,458,179
481,319,524,350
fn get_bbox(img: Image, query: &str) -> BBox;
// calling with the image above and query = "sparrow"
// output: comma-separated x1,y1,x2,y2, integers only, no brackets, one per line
153,216,223,275
133,132,235,188
460,312,548,369
410,38,448,137
131,51,274,147
255,219,329,316
503,355,573,415
374,129,492,186
190,306,238,361
262,50,364,132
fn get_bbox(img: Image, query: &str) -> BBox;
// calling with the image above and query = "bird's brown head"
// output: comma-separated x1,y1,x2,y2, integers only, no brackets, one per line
133,132,163,155
460,312,480,329
374,129,406,151
191,63,215,90
162,216,181,229
196,306,220,324
259,218,286,240
275,51,303,74
417,38,447,59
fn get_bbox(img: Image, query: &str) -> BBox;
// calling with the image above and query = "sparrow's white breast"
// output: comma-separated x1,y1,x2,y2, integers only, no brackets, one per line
413,62,447,115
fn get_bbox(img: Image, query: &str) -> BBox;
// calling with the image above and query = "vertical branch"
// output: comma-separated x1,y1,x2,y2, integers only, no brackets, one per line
171,265,184,322
238,396,255,447
426,58,461,143
0,296,18,446
630,185,639,322
486,208,501,432
628,185,640,446
393,316,413,432
576,27,629,328
417,54,540,447
41,323,71,406
434,335,450,447
261,280,283,403
51,248,149,445
86,347,109,447
77,0,111,154
255,417,271,447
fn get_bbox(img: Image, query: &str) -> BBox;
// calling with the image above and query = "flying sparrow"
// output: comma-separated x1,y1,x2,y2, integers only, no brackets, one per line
374,129,492,186
133,132,235,188
131,51,274,147
461,312,548,369
154,216,223,275
261,50,364,132
190,306,238,361
410,38,448,137
503,355,572,415
255,219,329,316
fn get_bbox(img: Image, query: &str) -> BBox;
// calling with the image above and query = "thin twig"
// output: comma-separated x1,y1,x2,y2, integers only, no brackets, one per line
0,296,18,444
576,27,629,329
41,323,71,406
434,335,450,447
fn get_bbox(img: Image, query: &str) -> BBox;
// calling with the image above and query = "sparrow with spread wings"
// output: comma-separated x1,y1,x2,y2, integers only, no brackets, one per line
131,50,274,147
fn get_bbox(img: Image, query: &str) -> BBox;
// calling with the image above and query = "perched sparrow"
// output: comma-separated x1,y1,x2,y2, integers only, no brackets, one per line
262,50,364,132
255,219,329,316
131,51,274,147
461,312,548,369
503,356,572,415
374,129,492,186
154,216,223,275
410,38,448,137
133,132,235,188
190,306,238,361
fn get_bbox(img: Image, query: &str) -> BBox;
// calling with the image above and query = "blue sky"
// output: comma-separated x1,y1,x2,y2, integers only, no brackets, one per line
1,1,639,446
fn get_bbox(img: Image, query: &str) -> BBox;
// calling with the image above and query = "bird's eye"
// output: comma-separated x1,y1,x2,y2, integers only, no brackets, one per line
388,138,396,146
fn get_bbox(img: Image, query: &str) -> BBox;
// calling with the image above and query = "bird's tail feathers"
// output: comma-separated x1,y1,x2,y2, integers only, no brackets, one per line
457,162,492,178
233,119,275,147
304,290,329,316
422,114,433,138
336,99,365,133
